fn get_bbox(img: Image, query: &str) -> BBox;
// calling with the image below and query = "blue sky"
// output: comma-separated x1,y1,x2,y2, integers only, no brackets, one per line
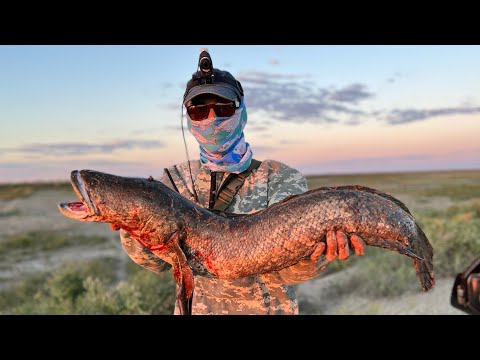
1,45,480,183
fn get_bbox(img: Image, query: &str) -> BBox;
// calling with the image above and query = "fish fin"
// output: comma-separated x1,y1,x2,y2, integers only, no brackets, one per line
414,258,435,291
314,185,413,216
403,247,424,261
351,186,412,216
411,224,435,291
364,233,435,291
176,290,192,316
167,232,194,314
147,231,195,315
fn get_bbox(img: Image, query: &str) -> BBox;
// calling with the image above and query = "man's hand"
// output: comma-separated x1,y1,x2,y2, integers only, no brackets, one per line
310,230,366,262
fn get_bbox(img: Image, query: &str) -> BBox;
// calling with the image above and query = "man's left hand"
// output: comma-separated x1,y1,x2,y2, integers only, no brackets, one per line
310,230,366,262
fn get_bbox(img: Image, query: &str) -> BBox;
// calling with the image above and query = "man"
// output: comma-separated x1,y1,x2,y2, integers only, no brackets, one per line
119,50,366,314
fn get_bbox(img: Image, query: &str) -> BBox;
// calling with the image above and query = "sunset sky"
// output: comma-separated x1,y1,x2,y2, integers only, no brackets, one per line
1,45,479,183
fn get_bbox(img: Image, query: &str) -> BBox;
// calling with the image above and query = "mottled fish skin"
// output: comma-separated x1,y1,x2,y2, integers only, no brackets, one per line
59,170,435,292
186,185,434,291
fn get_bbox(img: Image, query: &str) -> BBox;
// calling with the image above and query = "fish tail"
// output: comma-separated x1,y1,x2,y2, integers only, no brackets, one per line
412,224,435,291
362,223,435,291
413,258,435,291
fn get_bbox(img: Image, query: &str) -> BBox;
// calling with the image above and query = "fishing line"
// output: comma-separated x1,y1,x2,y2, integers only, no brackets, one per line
178,47,212,204
180,104,199,202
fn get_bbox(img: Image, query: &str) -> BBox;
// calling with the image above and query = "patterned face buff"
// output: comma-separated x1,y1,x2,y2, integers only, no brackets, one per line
187,97,253,173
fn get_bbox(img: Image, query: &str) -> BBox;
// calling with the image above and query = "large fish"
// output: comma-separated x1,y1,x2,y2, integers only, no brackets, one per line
58,170,435,314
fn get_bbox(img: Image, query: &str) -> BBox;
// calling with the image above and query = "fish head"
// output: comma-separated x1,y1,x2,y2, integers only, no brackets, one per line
58,170,177,240
58,170,104,222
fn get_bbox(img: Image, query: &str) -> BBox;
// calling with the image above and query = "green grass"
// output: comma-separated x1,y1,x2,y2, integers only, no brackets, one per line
0,210,20,217
417,200,480,278
0,182,71,200
0,230,109,258
0,257,117,313
0,257,175,315
306,169,480,197
331,248,419,298
419,183,480,201
124,261,176,315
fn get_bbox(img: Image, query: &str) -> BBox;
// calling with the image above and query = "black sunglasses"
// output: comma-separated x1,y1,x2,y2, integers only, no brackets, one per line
187,102,236,121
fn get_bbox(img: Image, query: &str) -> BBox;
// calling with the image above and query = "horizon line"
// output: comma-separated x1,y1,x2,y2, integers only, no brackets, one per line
2,166,480,186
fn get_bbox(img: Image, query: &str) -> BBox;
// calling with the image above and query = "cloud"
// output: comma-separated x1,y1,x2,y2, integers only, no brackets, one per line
162,82,174,89
298,150,480,176
237,70,372,123
279,139,300,145
247,124,270,132
385,106,480,125
344,119,362,126
130,127,165,135
0,159,159,184
237,70,305,84
386,72,406,84
164,101,184,111
329,84,373,104
3,139,165,157
163,125,185,132
163,70,479,127
251,145,276,155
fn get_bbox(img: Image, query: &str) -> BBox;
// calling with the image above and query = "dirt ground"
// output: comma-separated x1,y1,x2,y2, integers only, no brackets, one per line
296,266,464,315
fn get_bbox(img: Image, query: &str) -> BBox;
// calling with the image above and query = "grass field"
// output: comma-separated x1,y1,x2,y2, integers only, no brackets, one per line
1,169,479,314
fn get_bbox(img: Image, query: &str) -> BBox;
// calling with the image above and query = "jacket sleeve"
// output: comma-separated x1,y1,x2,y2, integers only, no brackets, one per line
119,172,173,274
274,257,330,285
264,160,329,285
120,230,171,274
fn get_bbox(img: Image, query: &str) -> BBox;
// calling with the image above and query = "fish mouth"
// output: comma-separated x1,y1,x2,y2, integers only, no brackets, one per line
58,170,99,220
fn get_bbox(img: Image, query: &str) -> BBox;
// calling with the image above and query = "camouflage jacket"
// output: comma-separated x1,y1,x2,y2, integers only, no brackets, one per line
120,159,328,315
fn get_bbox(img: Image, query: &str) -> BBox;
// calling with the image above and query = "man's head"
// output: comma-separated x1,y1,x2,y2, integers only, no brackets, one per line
183,68,244,108
182,50,252,174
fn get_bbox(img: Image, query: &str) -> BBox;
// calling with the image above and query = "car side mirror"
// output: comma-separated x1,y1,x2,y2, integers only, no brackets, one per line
451,257,480,315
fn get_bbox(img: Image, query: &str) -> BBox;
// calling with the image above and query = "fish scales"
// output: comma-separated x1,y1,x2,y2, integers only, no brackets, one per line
185,186,433,291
